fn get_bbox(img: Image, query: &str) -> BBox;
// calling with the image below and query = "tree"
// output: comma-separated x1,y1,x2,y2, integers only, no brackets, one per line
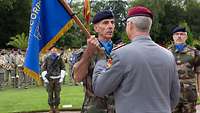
185,0,200,39
160,0,185,43
1,0,200,49
129,0,189,46
0,0,16,10
0,0,31,48
7,32,28,50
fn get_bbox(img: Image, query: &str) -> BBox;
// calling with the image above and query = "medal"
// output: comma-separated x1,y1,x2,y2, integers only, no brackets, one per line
106,58,112,68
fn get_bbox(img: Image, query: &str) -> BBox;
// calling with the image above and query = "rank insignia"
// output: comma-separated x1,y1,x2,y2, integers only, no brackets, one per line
106,58,112,68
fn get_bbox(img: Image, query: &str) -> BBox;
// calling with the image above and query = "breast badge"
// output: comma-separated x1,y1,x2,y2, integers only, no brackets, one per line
106,58,112,69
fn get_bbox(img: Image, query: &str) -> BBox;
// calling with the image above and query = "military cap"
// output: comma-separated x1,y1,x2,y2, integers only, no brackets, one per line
48,44,57,50
92,10,114,24
172,26,186,34
127,6,153,20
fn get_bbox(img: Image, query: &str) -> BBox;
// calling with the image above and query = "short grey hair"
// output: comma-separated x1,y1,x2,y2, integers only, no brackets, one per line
127,16,152,32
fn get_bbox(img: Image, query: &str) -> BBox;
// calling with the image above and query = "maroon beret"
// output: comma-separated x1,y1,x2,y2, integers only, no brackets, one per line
127,6,153,20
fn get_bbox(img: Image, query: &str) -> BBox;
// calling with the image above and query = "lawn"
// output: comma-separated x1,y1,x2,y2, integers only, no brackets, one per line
0,85,84,113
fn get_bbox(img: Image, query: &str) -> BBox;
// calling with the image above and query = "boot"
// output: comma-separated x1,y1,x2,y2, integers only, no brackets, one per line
55,106,59,113
49,106,54,113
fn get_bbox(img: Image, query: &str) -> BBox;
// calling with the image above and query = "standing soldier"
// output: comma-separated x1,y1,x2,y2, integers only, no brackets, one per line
4,50,17,87
41,46,66,113
10,50,17,88
72,10,116,113
168,26,200,113
16,50,26,88
0,51,5,89
3,51,10,84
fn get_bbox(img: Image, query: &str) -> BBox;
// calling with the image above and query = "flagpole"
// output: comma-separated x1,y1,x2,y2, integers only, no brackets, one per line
59,0,91,38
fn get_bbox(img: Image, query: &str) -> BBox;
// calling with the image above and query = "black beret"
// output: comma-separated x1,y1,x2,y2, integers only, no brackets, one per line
172,26,186,34
92,10,114,24
48,44,57,50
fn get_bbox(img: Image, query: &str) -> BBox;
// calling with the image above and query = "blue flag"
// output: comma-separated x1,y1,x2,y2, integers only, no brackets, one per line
24,0,73,82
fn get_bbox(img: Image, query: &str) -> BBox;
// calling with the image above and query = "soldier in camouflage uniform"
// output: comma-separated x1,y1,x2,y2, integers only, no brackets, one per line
72,10,116,113
0,51,5,89
41,46,66,113
168,26,200,113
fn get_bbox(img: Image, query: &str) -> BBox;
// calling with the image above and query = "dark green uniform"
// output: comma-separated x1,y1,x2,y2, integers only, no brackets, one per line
71,47,115,113
169,45,200,113
42,53,65,107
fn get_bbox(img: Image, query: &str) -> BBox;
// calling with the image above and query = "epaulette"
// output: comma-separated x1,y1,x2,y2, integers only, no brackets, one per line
112,43,126,51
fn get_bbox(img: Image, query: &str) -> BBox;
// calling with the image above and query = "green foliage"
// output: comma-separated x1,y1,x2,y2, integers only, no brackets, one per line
1,0,200,48
7,33,28,50
129,0,184,45
128,0,200,46
0,0,17,10
0,0,31,48
193,39,200,50
185,0,200,39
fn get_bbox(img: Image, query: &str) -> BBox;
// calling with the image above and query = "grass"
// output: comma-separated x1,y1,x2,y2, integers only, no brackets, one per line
1,84,200,113
0,63,84,113
0,85,84,113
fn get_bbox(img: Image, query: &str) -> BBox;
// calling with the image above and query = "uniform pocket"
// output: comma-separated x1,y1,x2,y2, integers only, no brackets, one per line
184,84,197,102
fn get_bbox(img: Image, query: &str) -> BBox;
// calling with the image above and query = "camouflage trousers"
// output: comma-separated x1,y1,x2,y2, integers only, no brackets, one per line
81,95,115,113
46,78,61,107
173,82,197,113
173,102,196,113
0,72,4,89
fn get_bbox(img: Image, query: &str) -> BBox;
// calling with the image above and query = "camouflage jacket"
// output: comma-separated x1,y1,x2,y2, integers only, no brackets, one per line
168,45,200,80
42,53,65,76
169,44,200,102
71,46,115,113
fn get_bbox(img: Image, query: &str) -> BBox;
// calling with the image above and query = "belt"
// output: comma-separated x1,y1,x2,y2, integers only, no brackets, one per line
50,75,61,79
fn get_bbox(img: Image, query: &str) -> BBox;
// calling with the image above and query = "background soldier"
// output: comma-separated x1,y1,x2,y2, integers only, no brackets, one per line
72,10,116,113
41,46,66,113
169,26,200,113
15,50,27,88
0,51,5,89
3,49,17,87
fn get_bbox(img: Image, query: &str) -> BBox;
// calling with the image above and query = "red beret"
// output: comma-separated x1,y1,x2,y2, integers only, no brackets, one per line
127,6,153,20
